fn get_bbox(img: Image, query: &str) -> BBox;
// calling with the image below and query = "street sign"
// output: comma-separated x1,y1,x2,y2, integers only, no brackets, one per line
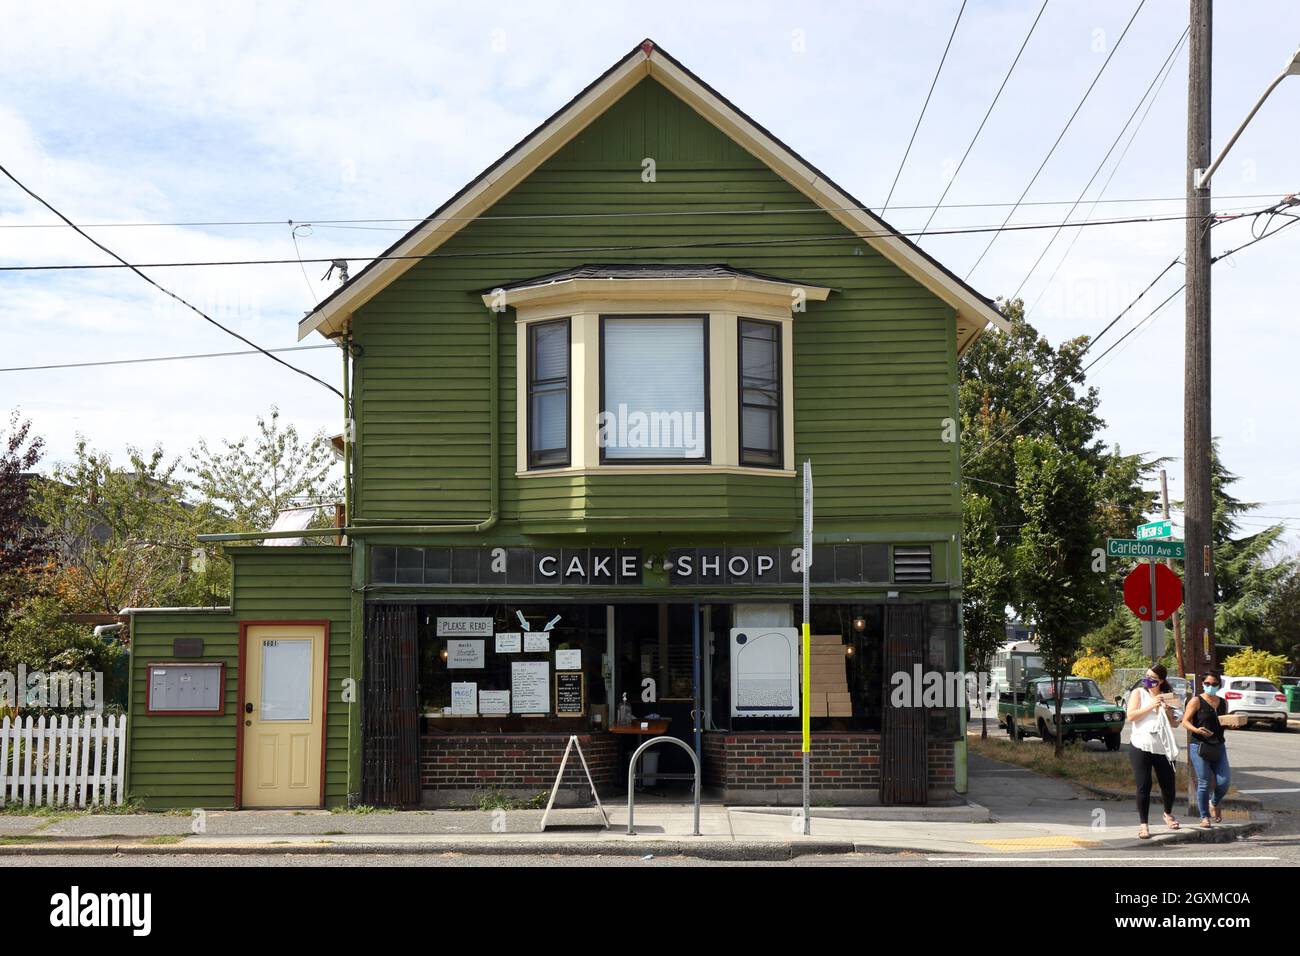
1107,538,1185,560
1136,519,1173,540
1123,563,1183,622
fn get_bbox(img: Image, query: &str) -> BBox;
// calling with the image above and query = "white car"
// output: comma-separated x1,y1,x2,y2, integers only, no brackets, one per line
1221,676,1289,731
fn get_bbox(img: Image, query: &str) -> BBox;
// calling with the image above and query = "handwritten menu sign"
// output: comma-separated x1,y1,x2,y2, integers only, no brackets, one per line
511,661,550,713
495,632,522,653
555,649,581,670
451,682,477,716
446,639,485,669
555,672,585,717
524,633,550,653
479,690,510,715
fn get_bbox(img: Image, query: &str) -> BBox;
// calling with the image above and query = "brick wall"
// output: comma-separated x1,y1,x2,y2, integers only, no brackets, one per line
420,734,618,803
703,733,958,803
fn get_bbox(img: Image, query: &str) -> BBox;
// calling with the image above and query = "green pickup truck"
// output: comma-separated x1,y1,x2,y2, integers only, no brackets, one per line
998,676,1126,750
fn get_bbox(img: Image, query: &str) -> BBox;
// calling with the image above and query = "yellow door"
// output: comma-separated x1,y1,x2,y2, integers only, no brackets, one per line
241,624,326,808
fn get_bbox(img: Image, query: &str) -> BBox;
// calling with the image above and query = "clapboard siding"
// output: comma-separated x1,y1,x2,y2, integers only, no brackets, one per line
127,548,352,809
352,77,959,530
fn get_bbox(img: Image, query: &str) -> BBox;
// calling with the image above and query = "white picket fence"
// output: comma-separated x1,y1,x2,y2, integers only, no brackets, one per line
0,715,127,807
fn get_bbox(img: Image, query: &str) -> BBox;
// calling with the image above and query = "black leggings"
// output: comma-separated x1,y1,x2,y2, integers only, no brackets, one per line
1129,746,1176,824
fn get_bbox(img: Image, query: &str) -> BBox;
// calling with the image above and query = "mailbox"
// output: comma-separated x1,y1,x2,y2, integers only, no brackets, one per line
146,662,226,715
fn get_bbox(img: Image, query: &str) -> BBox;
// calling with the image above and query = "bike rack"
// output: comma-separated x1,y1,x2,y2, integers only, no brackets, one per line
626,736,701,836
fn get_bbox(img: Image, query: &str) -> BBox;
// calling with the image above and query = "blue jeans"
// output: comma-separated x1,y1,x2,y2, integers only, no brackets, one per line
1189,740,1230,818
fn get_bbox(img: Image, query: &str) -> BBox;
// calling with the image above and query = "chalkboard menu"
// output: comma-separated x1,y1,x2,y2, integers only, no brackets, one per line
555,672,585,717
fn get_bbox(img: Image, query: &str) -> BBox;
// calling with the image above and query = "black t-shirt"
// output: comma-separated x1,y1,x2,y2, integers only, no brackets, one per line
1189,694,1225,745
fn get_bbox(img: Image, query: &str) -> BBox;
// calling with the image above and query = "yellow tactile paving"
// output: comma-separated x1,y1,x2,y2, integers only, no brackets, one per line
973,835,1105,852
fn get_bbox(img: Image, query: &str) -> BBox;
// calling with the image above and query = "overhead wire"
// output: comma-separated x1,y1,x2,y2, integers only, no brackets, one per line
881,0,967,216
915,0,1051,240
964,0,1146,279
0,161,344,399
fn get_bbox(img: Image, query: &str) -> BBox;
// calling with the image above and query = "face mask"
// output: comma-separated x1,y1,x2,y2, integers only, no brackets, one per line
1142,677,1157,689
1203,685,1219,697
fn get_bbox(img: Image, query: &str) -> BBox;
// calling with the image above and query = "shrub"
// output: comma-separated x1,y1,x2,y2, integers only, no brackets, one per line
1221,648,1289,683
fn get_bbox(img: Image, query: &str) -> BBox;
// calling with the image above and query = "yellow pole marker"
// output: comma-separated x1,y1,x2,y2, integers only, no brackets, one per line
802,621,811,752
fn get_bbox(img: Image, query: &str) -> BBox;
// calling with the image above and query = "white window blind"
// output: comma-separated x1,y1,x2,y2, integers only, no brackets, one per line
602,316,707,460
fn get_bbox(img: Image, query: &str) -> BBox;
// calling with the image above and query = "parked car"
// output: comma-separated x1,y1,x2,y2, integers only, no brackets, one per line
1221,676,1289,731
999,676,1126,749
1115,675,1192,720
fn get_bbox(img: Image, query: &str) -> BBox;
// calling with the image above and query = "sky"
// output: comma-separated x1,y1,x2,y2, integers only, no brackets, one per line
2,0,1298,550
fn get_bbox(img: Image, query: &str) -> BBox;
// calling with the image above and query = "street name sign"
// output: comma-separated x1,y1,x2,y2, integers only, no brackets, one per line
1136,520,1173,540
1107,538,1185,560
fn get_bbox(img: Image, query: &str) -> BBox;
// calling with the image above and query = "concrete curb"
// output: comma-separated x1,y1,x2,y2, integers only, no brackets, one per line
0,839,862,861
732,803,991,823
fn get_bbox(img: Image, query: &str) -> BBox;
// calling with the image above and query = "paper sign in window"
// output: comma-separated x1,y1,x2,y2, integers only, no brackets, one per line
730,627,799,717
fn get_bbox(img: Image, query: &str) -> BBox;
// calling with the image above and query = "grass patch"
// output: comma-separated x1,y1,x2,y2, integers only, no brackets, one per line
0,835,58,846
141,835,183,846
329,804,396,815
968,735,1187,793
473,788,549,812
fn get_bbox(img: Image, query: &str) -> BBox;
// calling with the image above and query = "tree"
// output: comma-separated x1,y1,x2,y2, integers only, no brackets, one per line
0,410,51,622
961,493,1011,737
34,441,224,614
1013,435,1111,755
187,406,340,532
1204,446,1291,648
1260,563,1300,671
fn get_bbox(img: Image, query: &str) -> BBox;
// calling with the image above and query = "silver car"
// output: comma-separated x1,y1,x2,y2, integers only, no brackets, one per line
1222,676,1289,731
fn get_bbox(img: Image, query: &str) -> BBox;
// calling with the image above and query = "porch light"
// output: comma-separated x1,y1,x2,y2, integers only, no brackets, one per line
852,615,866,632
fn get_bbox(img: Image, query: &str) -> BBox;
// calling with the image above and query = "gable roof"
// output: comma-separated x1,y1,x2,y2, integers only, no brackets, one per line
299,39,1008,351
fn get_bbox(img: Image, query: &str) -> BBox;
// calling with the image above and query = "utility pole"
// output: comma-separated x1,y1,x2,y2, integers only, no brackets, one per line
1183,0,1216,687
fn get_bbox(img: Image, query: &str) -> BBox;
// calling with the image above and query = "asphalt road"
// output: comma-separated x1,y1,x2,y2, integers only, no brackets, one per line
970,712,1300,812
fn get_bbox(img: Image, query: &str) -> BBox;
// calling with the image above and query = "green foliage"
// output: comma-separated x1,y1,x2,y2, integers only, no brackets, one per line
1260,564,1300,671
0,411,51,621
1221,648,1288,683
187,405,340,533
32,440,227,613
1013,435,1111,755
961,493,1011,736
0,594,127,712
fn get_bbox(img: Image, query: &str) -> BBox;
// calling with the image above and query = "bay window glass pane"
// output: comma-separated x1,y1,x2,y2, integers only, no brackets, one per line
740,319,782,466
533,322,567,379
531,390,567,454
528,320,568,467
602,316,707,460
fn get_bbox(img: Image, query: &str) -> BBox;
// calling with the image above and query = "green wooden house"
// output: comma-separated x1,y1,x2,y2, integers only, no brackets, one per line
125,39,1005,810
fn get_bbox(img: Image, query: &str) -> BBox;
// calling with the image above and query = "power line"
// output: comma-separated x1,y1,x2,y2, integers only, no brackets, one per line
5,192,1290,231
0,209,1237,273
1025,25,1188,317
916,0,1051,240
0,161,344,400
961,206,1299,467
881,0,967,215
1010,24,1190,302
964,0,1146,279
0,344,335,373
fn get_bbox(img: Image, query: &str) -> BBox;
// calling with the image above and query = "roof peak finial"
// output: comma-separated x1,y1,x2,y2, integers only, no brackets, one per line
640,39,655,56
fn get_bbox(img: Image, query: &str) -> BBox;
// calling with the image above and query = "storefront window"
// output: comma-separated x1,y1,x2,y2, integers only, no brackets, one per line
418,603,607,731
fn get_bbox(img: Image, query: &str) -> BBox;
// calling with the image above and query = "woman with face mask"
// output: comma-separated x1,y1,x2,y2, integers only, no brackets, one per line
1126,662,1181,839
1181,672,1230,827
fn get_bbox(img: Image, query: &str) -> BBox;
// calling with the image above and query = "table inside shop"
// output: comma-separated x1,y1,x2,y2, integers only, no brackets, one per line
611,721,691,791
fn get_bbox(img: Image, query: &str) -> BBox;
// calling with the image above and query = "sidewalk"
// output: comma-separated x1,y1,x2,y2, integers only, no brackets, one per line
0,754,1266,860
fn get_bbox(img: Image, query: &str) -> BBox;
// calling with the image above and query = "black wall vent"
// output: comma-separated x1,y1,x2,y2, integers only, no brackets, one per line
892,546,933,583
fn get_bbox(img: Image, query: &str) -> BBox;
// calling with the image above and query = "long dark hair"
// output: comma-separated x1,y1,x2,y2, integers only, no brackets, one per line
1150,662,1172,695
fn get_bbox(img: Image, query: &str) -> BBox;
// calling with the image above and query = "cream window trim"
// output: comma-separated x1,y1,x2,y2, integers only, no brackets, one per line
512,289,800,477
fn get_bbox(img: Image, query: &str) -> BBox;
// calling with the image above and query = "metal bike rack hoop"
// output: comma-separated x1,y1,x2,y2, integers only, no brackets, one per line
626,735,700,836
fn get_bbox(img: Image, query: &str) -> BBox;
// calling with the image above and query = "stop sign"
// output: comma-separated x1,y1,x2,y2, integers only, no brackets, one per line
1123,563,1183,622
